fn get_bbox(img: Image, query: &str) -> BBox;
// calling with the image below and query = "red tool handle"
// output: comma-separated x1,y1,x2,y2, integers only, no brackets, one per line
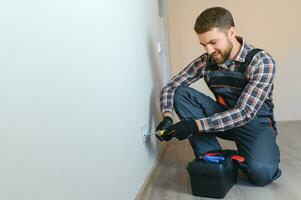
205,152,219,156
231,155,245,163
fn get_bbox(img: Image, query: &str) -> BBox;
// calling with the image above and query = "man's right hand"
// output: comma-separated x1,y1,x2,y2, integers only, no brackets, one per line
155,116,173,141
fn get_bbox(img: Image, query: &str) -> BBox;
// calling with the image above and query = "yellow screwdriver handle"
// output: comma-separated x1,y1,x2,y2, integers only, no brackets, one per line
157,130,166,136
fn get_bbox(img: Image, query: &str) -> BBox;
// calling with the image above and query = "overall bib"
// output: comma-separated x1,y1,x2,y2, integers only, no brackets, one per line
173,49,281,186
204,48,276,128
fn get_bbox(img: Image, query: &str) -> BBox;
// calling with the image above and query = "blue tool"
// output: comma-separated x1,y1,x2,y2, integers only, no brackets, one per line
204,155,225,163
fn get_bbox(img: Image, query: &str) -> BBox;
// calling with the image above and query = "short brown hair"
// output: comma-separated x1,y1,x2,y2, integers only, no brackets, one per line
194,7,235,34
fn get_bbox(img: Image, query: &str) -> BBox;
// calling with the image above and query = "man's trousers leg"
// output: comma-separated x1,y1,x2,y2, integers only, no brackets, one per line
231,117,281,186
173,86,281,186
173,86,226,157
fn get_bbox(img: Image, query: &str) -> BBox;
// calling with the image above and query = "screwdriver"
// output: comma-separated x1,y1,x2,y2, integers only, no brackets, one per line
146,130,166,136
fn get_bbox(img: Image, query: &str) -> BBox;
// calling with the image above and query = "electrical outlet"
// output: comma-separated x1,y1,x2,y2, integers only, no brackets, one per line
140,122,148,144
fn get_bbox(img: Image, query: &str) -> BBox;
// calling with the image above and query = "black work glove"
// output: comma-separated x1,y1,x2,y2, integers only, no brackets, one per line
155,116,173,141
164,119,199,141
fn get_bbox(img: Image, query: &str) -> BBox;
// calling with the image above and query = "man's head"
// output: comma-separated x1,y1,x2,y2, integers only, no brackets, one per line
194,7,237,64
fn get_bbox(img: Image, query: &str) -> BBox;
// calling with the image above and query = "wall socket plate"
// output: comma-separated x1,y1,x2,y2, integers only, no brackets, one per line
140,122,148,144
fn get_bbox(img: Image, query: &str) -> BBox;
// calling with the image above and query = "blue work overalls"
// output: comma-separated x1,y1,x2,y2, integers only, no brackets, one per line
173,49,281,186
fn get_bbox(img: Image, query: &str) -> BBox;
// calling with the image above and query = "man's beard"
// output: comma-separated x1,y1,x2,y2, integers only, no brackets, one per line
211,42,233,64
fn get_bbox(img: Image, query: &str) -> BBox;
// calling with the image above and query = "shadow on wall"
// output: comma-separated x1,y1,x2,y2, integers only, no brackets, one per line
145,33,165,153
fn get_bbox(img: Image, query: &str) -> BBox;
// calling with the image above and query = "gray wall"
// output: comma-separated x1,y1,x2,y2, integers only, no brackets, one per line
0,0,165,199
166,0,301,121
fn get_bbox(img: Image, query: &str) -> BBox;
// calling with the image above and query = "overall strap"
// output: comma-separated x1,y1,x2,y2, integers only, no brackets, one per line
239,48,263,73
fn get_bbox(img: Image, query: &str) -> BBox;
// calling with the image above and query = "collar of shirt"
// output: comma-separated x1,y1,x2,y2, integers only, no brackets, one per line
233,36,254,62
217,36,253,71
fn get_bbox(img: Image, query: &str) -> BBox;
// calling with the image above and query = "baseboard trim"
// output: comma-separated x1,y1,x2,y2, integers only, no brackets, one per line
135,143,168,200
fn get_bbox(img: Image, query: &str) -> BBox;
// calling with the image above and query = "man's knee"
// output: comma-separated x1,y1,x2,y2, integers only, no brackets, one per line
174,86,205,105
173,86,218,119
247,162,280,186
174,86,189,99
174,86,190,107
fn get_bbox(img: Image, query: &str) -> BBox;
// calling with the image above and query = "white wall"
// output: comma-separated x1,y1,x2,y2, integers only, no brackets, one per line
166,0,301,121
0,0,165,199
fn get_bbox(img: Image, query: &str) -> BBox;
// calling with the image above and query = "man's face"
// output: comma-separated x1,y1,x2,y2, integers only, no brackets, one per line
197,28,233,64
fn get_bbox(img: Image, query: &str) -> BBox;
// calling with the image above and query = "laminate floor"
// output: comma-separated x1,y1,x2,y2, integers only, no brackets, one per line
142,121,301,200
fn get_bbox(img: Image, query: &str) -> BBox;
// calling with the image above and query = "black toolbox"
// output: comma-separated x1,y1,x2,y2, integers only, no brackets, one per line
186,150,238,198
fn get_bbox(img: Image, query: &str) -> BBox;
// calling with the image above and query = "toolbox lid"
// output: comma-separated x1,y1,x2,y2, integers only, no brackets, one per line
187,158,233,178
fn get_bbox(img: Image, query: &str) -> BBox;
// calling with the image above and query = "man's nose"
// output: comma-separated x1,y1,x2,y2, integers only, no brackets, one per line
205,45,215,55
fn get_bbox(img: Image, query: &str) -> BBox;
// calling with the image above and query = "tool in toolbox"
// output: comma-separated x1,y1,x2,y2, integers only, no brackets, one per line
201,152,245,163
204,155,225,163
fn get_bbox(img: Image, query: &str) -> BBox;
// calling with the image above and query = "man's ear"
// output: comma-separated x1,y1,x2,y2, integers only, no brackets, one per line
228,26,236,40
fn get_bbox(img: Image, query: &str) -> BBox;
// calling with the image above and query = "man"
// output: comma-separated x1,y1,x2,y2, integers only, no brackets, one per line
156,7,281,186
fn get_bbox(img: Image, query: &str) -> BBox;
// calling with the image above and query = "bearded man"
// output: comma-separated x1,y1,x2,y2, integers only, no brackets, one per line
156,7,281,186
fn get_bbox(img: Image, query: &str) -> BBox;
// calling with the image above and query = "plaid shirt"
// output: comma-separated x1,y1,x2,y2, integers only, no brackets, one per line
160,37,276,133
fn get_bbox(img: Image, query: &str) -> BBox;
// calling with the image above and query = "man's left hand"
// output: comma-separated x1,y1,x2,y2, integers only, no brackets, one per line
164,119,199,141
